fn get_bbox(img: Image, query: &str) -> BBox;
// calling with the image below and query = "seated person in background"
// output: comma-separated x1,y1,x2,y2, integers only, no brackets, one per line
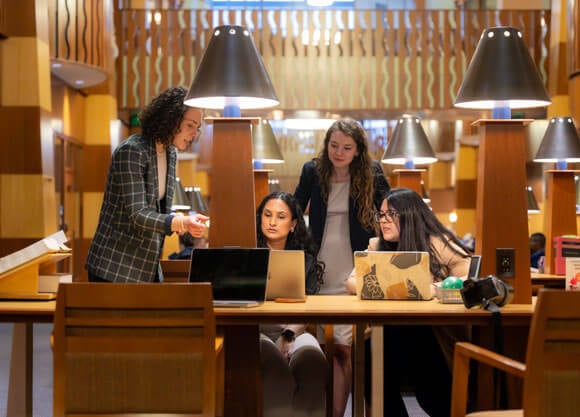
257,191,328,417
346,188,471,417
530,232,546,270
168,233,208,260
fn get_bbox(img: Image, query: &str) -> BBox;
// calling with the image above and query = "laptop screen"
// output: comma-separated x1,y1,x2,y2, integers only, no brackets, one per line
468,255,482,280
188,248,270,302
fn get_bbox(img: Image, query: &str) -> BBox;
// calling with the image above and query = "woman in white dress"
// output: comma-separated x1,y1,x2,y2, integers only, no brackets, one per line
294,118,390,417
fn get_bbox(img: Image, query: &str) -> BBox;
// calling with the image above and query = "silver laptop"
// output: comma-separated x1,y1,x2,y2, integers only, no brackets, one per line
265,250,306,301
353,251,432,300
188,248,270,307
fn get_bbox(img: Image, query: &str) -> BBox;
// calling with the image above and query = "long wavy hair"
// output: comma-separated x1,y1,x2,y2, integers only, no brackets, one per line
138,86,188,147
256,191,324,288
378,188,471,281
314,118,375,230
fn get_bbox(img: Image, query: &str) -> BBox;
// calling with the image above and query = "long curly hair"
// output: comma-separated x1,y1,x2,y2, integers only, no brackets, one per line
314,118,375,230
378,188,471,281
256,191,324,288
138,86,188,146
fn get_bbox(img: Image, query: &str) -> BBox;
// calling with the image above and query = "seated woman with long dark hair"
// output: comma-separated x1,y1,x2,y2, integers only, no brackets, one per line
347,188,471,417
257,191,328,417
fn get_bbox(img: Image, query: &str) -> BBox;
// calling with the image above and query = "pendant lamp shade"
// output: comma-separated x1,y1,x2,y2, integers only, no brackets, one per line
454,27,551,110
421,180,431,204
253,119,284,164
527,186,540,213
184,26,279,110
382,115,437,166
190,187,209,215
534,117,580,163
172,178,191,211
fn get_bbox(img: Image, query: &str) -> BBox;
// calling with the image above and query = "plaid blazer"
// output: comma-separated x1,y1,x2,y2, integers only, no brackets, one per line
85,134,177,282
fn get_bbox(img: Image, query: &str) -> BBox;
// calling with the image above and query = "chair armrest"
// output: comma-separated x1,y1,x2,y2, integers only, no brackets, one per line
451,342,526,417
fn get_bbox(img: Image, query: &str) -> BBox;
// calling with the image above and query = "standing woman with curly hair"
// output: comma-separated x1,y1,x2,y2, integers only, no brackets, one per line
294,118,390,417
85,86,209,283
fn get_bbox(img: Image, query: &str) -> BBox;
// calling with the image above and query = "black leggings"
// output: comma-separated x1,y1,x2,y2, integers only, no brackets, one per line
366,325,451,417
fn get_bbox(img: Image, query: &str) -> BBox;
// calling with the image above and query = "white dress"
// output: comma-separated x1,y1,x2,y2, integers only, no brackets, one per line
317,181,353,345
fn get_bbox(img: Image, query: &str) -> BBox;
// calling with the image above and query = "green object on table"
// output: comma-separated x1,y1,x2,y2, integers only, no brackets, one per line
442,276,463,289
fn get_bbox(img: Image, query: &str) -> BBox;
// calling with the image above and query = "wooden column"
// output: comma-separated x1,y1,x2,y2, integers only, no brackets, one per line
543,170,578,274
473,120,532,304
207,117,258,248
253,169,273,208
393,169,424,194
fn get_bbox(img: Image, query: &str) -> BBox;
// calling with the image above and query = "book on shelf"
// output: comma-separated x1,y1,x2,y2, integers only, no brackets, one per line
0,230,70,276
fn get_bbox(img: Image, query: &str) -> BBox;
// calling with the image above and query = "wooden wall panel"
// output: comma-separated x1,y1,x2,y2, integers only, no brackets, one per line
0,0,37,37
0,107,42,174
79,145,111,192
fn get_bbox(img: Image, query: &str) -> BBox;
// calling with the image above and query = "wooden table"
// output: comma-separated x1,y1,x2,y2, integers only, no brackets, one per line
531,272,566,289
0,295,535,417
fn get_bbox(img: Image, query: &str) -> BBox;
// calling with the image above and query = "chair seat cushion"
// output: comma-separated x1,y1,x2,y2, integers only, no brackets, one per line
467,410,523,417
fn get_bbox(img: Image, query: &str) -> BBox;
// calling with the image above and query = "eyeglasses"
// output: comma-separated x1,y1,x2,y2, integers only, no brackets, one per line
374,210,399,223
182,118,203,138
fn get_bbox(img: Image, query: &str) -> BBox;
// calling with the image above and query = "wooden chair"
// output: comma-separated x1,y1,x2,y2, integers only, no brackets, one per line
451,289,580,417
52,282,224,417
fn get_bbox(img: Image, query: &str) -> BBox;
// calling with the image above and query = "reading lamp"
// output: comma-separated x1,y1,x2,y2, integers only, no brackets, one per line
183,26,279,417
381,114,437,193
186,186,209,215
527,186,540,214
252,119,284,164
454,26,551,303
252,119,284,206
534,117,580,273
171,177,191,211
421,180,431,204
184,25,279,248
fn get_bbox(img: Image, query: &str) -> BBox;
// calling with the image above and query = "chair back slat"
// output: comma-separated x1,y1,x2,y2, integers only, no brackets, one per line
53,282,217,417
523,290,580,417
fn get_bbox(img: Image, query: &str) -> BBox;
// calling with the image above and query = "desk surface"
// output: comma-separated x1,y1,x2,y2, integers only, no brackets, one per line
1,294,535,417
0,295,535,325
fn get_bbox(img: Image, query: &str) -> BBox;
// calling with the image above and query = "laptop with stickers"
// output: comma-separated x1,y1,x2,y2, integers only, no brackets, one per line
353,251,433,300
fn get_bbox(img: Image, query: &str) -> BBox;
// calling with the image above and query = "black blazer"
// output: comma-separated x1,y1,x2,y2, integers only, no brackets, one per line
294,160,390,252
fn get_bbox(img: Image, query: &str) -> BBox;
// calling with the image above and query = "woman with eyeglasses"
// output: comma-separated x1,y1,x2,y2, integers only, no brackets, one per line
346,187,471,417
257,191,328,417
85,86,209,283
294,118,390,417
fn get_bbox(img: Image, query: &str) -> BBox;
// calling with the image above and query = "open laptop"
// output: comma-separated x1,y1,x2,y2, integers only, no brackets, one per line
265,250,306,301
188,248,270,307
468,255,482,280
353,251,432,300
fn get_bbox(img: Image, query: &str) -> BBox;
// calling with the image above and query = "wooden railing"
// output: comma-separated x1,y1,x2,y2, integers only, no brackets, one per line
48,0,113,78
114,8,551,113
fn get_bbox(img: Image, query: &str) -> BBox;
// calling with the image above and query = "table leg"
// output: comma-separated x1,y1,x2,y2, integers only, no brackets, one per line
353,324,366,417
223,325,262,417
370,326,383,417
7,322,33,417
